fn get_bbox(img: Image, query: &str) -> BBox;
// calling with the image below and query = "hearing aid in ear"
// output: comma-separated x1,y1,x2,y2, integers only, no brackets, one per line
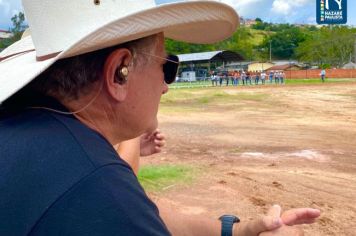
114,66,129,84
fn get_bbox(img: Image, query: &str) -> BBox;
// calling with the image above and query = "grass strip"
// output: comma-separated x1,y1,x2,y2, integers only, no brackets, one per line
138,164,195,192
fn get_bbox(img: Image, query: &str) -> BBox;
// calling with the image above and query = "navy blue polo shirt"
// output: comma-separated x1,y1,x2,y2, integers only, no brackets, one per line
0,97,170,236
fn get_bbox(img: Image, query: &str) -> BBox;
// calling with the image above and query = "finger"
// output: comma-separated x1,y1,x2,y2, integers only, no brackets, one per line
145,129,160,140
267,205,282,218
282,208,320,226
300,218,316,224
154,146,162,153
155,132,165,140
282,208,320,225
155,139,166,147
152,129,160,137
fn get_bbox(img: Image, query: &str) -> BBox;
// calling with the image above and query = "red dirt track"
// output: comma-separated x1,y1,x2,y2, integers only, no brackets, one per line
143,82,356,235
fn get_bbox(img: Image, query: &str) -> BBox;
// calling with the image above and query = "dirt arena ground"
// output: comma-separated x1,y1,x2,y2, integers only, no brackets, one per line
142,82,356,235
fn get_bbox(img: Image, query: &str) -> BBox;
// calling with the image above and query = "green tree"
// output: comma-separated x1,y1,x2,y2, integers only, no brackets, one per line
11,12,26,34
0,12,27,50
296,26,356,67
251,18,272,31
165,39,213,55
216,26,254,60
259,25,308,59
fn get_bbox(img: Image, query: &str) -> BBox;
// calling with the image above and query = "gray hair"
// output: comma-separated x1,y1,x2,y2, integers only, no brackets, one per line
30,34,159,101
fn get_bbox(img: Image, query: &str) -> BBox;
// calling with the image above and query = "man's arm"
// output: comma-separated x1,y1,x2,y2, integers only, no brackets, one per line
156,200,320,236
116,133,320,235
157,200,220,236
115,136,141,174
116,129,165,175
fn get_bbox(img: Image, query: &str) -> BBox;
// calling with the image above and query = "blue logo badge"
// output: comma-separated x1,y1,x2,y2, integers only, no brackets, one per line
317,0,347,24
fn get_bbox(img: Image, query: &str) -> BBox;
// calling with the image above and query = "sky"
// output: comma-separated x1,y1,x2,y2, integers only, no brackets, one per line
0,0,355,30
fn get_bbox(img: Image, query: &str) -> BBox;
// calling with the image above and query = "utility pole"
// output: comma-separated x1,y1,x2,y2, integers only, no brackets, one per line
269,41,272,62
354,34,356,63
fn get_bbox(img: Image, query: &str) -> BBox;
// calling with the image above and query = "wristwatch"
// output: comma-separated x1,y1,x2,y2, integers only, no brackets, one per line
219,215,240,236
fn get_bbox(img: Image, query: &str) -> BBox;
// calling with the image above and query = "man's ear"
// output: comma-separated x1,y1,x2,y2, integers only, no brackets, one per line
103,48,132,102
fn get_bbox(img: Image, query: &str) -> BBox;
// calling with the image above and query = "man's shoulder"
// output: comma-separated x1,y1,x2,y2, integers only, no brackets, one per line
1,108,132,175
2,109,124,167
0,110,137,236
30,164,170,236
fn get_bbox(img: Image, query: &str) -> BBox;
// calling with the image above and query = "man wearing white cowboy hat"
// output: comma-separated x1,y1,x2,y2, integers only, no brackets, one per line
0,0,320,235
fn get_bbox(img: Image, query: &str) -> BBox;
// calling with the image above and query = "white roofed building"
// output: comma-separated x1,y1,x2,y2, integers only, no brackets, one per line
177,50,244,74
0,30,13,40
176,50,244,80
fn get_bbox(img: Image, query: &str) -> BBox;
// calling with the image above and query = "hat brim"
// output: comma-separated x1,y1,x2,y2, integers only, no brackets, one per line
0,1,239,103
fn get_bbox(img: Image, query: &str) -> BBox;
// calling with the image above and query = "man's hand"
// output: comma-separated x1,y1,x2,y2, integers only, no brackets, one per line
259,205,320,236
140,129,166,156
234,205,320,236
281,208,320,225
259,225,304,236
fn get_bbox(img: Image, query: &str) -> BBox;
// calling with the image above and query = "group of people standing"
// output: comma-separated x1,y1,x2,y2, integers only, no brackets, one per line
211,70,286,86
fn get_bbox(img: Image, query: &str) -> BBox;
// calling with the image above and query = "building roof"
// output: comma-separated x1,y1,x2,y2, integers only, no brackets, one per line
272,60,298,66
267,64,301,71
0,29,10,33
226,61,252,66
248,62,274,66
342,62,356,69
177,50,244,63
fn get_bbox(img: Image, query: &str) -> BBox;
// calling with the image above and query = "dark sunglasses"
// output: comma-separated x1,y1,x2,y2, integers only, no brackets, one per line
163,54,179,84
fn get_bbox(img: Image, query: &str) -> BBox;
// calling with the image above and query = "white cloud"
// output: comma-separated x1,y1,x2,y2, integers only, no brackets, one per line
0,0,23,29
218,0,267,19
271,1,291,14
271,0,310,15
219,0,263,11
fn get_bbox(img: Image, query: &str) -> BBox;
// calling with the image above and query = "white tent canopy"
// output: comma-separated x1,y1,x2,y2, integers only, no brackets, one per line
343,62,356,69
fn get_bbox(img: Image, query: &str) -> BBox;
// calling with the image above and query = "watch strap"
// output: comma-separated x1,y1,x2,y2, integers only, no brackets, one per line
219,215,240,236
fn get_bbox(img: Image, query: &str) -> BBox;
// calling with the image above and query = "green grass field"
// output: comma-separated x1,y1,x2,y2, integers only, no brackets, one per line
285,78,356,84
142,79,356,191
138,165,195,192
169,78,356,89
161,89,268,105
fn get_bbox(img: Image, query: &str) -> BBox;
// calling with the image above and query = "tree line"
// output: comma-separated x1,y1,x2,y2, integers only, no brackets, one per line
166,18,356,68
1,14,355,68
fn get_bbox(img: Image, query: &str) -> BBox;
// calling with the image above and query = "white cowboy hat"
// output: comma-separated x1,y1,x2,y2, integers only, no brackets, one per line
0,0,239,104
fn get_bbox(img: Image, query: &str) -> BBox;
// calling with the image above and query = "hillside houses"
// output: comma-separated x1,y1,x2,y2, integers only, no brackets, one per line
0,30,13,40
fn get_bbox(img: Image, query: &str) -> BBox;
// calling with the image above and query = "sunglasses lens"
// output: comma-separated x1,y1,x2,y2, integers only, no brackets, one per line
163,55,179,84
